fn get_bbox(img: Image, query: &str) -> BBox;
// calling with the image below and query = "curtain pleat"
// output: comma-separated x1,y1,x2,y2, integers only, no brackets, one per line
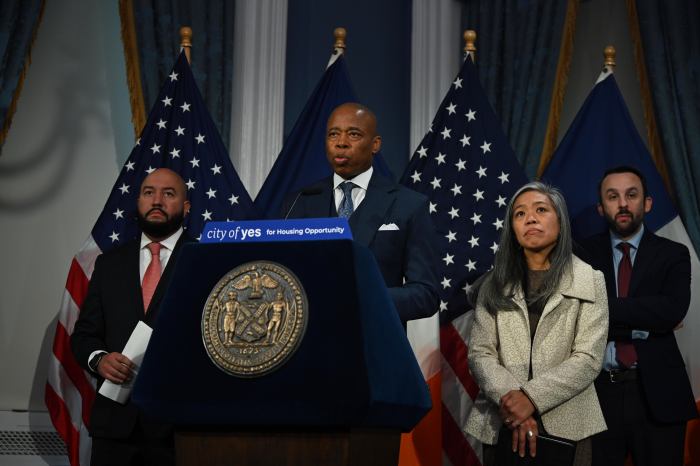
0,0,46,149
631,0,700,251
461,0,575,178
119,0,235,149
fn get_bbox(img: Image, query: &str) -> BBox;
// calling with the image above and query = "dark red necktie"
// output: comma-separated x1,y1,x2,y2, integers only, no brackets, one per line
615,242,637,368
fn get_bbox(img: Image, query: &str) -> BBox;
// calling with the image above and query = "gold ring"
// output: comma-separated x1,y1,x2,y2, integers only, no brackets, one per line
527,430,534,439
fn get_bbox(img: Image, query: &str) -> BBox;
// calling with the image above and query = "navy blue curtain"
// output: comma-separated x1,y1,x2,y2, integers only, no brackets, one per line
461,0,572,177
130,0,234,149
0,0,45,149
634,0,700,252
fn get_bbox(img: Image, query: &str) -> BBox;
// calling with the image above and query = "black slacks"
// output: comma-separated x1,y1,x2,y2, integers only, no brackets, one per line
90,417,174,466
591,370,686,466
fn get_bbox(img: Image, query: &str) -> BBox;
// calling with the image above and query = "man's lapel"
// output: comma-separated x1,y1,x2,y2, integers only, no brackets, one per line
126,241,146,320
629,228,654,296
349,172,396,247
595,233,618,300
303,179,335,218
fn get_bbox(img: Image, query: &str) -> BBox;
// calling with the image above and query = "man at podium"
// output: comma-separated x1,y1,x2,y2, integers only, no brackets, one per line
283,103,439,324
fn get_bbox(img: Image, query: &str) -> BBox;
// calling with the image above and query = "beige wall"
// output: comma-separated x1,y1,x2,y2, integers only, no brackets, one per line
0,0,131,410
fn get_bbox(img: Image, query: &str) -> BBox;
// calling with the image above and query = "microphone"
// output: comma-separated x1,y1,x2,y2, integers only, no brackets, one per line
284,187,322,219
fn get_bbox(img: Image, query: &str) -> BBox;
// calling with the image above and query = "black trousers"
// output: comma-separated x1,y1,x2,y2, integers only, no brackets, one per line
591,370,686,466
90,418,174,466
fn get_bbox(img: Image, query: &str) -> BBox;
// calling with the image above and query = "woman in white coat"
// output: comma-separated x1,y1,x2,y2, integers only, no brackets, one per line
465,182,608,466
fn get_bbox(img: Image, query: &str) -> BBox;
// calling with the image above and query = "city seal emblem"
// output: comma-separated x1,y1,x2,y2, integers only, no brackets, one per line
202,261,308,377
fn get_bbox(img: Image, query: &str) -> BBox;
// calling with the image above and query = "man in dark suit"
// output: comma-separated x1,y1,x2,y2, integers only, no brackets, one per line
72,168,192,466
580,166,697,466
283,102,438,323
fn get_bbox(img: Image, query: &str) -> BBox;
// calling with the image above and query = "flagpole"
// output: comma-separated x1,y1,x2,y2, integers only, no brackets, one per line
327,27,346,68
604,45,616,69
180,26,192,64
464,29,476,61
333,27,346,51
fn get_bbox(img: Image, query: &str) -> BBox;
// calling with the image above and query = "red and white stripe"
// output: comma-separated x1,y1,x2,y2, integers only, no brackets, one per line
45,236,101,466
400,310,483,466
440,311,482,466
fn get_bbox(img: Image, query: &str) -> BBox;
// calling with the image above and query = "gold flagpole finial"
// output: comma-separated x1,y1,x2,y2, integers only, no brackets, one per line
464,30,477,61
604,45,616,68
180,26,192,63
333,27,347,50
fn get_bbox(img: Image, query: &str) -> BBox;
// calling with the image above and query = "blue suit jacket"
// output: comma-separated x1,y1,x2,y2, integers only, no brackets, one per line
283,172,439,323
580,228,698,423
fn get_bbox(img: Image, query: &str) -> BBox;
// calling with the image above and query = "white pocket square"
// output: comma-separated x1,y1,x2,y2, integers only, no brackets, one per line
378,223,399,231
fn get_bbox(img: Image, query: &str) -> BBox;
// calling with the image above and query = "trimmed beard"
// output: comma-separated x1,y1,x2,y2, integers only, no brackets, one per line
604,209,643,238
137,209,185,239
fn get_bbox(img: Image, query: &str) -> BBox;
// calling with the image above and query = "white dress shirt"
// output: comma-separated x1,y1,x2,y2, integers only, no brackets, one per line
332,166,373,213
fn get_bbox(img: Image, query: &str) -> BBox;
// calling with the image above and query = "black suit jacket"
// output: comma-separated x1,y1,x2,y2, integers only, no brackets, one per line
283,172,439,323
580,228,698,423
71,233,192,439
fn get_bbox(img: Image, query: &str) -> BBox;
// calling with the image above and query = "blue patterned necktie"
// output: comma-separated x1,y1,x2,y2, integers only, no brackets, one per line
337,181,355,218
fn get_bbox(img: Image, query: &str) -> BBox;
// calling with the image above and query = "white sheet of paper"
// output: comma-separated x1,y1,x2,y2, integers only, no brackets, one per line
97,321,153,405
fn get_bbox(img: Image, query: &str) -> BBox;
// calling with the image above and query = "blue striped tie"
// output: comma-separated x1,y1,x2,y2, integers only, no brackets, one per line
338,182,355,218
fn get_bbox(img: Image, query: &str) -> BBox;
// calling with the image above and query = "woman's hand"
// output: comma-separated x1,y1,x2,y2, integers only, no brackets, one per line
511,416,538,458
499,389,535,427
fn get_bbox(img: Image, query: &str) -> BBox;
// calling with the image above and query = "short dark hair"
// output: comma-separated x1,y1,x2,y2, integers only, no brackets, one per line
597,165,648,201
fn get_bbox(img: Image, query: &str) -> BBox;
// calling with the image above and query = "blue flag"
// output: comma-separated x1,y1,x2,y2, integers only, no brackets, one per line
254,53,391,218
92,52,254,248
541,69,676,239
400,56,528,321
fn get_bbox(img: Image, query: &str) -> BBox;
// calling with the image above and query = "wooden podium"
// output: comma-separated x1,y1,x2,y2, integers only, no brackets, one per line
132,239,431,466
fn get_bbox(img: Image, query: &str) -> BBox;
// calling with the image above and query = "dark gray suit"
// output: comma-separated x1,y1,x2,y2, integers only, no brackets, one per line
284,172,439,322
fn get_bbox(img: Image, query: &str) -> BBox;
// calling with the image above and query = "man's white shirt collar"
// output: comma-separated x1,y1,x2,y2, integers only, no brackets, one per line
333,166,373,191
140,227,184,250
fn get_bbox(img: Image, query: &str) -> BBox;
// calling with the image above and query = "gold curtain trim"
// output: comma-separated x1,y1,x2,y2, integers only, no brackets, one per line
536,0,579,177
0,0,47,148
119,0,146,138
625,0,673,197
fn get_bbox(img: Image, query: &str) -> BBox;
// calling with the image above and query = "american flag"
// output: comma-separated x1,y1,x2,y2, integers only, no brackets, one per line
44,51,253,466
400,55,527,465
